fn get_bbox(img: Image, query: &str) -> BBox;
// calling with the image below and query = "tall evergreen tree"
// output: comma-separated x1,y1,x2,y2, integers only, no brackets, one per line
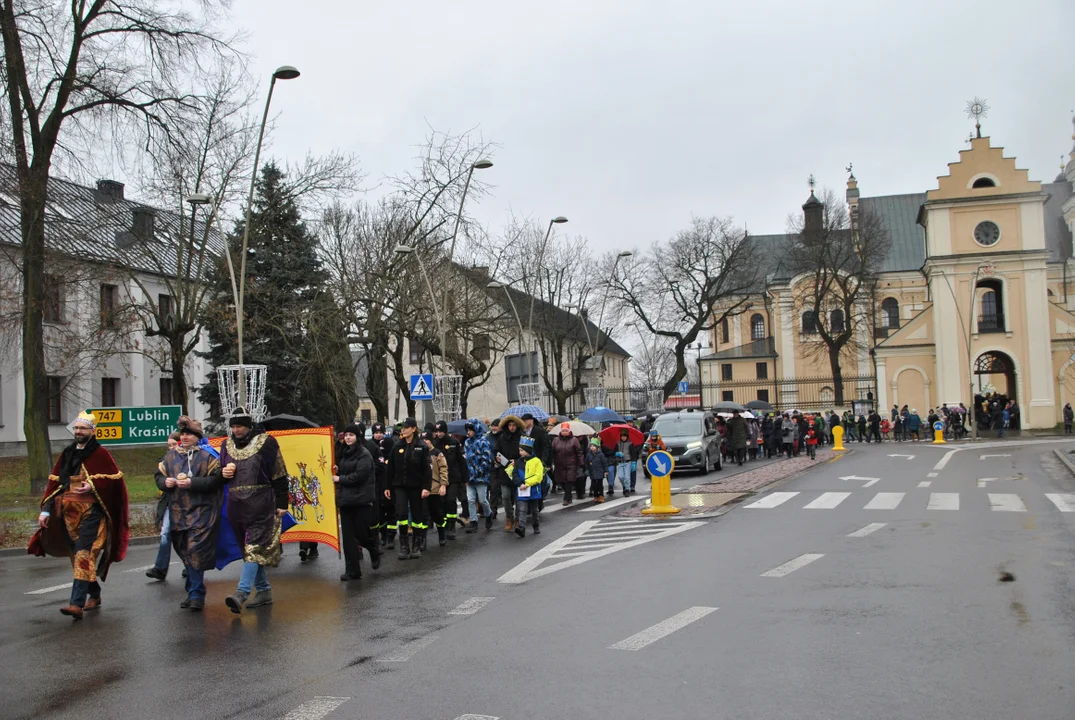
199,162,356,426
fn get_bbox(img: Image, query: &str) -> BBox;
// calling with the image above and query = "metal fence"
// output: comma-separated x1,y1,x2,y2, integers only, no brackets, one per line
540,374,878,416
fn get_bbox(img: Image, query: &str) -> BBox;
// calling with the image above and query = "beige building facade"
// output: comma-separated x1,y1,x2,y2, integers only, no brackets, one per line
700,119,1075,429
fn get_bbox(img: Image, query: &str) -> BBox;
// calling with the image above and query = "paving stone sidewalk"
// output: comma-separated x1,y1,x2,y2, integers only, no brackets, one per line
613,448,842,518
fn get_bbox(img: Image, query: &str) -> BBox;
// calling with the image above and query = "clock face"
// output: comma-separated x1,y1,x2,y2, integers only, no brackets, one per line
974,220,1001,247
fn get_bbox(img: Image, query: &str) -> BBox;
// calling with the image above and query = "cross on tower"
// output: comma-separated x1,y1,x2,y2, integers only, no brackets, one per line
808,174,816,193
965,97,989,139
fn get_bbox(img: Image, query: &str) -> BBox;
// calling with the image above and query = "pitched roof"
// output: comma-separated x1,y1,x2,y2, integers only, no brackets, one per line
0,163,226,278
701,337,776,361
858,193,927,272
456,264,630,358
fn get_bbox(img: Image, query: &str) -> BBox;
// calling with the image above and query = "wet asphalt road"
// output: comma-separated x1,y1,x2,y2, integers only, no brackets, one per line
3,440,1075,719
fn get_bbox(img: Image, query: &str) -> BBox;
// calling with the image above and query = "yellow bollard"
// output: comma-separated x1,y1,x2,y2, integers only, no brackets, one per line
641,450,681,515
932,420,946,444
832,425,846,452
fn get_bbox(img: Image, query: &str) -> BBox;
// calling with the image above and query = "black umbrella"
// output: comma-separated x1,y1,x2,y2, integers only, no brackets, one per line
711,401,746,413
260,414,319,431
745,400,774,411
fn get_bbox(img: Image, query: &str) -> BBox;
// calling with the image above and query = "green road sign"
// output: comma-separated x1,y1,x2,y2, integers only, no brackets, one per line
85,405,182,445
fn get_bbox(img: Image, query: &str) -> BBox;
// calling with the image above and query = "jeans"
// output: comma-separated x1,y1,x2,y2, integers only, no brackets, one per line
238,562,270,594
153,510,172,572
70,579,101,607
614,463,631,491
185,566,207,601
500,481,517,519
467,483,491,520
517,498,540,530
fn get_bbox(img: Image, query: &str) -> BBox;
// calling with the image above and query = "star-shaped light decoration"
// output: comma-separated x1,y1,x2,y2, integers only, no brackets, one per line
317,448,329,472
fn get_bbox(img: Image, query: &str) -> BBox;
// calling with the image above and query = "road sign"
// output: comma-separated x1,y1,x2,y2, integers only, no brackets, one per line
83,405,182,445
646,450,675,477
933,420,945,432
677,380,689,394
409,373,434,401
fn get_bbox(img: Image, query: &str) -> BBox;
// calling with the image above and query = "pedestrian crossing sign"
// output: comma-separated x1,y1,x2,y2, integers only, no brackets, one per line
409,373,434,400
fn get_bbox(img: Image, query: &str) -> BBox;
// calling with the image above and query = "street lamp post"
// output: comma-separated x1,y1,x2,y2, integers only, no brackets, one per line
590,250,633,356
394,244,443,375
487,280,526,356
526,215,568,383
234,64,300,408
438,159,492,377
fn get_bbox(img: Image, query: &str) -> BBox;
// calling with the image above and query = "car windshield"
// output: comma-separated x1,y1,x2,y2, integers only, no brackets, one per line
652,417,703,437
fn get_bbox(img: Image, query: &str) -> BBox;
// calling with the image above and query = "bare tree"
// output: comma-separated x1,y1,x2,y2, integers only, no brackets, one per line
787,188,890,405
0,0,238,491
606,216,760,401
630,335,678,388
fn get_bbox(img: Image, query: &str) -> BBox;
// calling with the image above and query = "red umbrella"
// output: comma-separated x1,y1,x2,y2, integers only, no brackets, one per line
599,423,645,448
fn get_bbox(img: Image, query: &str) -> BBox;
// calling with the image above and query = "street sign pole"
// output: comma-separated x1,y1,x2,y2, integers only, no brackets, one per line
642,450,680,515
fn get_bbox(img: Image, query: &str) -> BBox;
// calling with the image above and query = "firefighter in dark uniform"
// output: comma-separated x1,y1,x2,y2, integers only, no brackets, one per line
433,420,470,540
371,423,396,549
385,417,431,560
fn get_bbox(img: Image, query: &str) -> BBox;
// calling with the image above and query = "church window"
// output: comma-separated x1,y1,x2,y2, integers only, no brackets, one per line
881,298,900,328
972,177,996,189
750,314,765,341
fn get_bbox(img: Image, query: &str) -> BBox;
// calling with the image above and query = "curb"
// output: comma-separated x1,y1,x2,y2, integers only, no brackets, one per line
1052,448,1075,478
0,533,158,558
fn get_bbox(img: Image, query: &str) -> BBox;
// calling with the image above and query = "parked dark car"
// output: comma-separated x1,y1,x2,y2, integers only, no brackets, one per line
650,410,722,474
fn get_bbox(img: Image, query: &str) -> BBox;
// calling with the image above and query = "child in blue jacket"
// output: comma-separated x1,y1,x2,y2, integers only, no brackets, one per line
587,437,609,504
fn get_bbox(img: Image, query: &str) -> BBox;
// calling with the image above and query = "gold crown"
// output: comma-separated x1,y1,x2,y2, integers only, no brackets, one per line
73,410,97,427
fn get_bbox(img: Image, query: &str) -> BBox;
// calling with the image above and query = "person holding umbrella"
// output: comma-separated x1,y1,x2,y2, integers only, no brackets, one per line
551,422,584,506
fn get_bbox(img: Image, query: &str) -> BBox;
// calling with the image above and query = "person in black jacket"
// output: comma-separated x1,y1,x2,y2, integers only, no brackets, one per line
335,423,380,581
370,423,396,550
386,417,432,560
496,415,524,532
433,420,470,540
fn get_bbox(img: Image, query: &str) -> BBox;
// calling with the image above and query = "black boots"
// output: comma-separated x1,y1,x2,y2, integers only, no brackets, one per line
411,531,423,559
438,527,447,546
446,522,456,541
385,530,396,550
397,533,410,560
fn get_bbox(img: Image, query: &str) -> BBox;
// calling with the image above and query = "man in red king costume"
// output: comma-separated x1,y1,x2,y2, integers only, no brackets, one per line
28,410,130,619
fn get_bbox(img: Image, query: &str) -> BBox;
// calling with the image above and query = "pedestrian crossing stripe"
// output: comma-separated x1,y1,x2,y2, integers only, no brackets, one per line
742,491,1075,513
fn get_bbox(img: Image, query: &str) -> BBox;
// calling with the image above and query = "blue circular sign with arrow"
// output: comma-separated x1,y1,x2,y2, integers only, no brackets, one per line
646,450,675,477
933,420,945,432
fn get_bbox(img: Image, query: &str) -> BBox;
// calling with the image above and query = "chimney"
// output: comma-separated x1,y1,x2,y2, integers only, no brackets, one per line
95,179,124,204
132,207,156,242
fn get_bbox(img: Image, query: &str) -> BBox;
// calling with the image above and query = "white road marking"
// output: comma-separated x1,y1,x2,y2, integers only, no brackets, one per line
847,523,887,537
977,477,1002,488
454,715,500,720
124,561,180,574
761,553,825,577
578,495,643,512
864,492,905,510
282,697,350,720
1045,493,1075,512
888,454,916,459
988,493,1027,512
927,472,938,478
840,475,880,486
917,481,932,488
927,492,960,511
24,583,70,595
933,449,959,470
498,520,701,584
378,635,439,662
863,478,880,488
744,492,799,509
980,454,1011,459
804,492,851,509
608,606,718,651
448,597,495,615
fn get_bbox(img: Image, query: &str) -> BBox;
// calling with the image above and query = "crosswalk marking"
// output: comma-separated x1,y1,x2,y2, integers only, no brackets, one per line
761,553,825,577
803,492,851,509
282,697,350,720
378,635,439,662
449,597,495,615
988,493,1027,512
927,493,959,511
744,492,799,509
1045,494,1075,512
609,606,718,651
918,481,932,488
864,492,905,510
847,523,887,537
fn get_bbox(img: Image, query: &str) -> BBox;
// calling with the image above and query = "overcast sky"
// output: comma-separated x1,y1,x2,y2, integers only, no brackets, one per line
230,0,1074,253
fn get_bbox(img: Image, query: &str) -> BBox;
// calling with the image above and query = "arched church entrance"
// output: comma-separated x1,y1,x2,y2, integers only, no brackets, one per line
974,350,1016,400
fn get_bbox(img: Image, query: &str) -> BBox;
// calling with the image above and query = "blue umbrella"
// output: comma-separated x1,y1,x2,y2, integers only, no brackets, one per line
446,417,488,436
499,404,549,421
578,406,626,424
